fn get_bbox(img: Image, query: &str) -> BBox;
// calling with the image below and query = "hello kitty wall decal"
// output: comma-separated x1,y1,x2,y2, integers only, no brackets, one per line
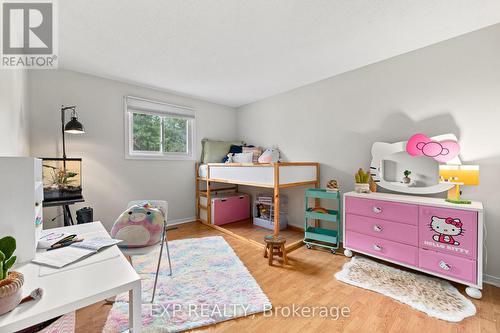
429,216,464,246
406,133,460,163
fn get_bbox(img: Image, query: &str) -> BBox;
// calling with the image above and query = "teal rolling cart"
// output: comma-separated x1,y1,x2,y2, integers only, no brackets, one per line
303,188,341,254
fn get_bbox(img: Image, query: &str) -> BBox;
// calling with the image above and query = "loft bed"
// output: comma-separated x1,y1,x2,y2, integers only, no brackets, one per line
195,162,320,251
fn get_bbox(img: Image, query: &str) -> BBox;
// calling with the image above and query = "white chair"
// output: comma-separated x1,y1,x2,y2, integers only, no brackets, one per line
120,200,175,303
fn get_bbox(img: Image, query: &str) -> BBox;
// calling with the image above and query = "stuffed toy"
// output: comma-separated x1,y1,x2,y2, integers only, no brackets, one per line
225,153,234,163
258,147,281,163
110,203,164,248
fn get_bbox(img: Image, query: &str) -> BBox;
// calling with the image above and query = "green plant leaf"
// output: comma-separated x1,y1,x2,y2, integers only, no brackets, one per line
0,250,5,262
4,256,16,270
0,236,16,259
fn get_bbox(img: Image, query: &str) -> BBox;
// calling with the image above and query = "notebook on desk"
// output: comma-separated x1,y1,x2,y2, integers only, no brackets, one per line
32,237,122,268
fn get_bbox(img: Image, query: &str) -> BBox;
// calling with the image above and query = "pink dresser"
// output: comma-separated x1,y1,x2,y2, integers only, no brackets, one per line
343,192,484,298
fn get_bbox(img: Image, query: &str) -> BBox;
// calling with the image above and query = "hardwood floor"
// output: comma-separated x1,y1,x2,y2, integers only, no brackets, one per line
217,218,304,245
76,222,500,333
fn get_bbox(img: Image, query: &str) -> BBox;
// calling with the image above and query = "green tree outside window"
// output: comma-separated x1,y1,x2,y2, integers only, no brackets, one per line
132,112,188,153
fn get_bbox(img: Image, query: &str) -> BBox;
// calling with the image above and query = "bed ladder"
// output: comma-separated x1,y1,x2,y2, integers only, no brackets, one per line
195,163,237,224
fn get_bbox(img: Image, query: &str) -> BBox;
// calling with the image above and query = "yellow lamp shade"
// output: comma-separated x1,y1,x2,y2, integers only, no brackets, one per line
439,165,479,186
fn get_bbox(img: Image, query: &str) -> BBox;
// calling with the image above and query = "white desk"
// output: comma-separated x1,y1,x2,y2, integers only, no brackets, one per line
0,222,142,333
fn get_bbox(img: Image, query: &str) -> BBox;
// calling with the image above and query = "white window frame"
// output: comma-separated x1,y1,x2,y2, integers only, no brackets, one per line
124,95,196,160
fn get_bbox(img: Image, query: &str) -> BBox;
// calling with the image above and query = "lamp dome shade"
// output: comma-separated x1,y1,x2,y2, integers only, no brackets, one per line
64,116,85,134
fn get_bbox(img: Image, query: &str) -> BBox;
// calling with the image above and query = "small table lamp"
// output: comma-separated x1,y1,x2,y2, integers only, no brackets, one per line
439,165,479,204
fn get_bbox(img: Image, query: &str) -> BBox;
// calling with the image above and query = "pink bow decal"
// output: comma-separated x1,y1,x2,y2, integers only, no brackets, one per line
445,217,462,228
406,133,460,163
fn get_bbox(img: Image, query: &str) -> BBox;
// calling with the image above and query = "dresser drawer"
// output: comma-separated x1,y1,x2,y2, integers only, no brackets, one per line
419,249,476,284
345,213,418,246
345,197,418,225
419,206,477,260
345,231,418,266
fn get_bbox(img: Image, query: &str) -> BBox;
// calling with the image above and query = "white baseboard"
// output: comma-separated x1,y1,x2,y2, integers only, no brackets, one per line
167,216,197,226
483,274,500,288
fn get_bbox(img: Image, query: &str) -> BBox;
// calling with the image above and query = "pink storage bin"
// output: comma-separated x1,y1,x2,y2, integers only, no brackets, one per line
212,193,250,225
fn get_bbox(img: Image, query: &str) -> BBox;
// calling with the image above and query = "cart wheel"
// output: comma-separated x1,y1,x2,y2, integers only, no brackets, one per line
344,249,353,258
331,249,336,254
306,244,312,249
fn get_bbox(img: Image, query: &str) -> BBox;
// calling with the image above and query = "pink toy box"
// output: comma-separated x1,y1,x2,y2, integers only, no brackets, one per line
200,192,250,225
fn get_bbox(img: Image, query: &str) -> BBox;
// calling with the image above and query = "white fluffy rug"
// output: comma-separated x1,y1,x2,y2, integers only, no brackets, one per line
335,256,476,322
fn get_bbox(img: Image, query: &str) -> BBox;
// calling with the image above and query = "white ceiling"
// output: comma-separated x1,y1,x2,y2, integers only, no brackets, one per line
59,1,500,107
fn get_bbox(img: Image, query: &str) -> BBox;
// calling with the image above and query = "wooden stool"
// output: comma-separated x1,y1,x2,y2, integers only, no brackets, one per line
263,235,287,266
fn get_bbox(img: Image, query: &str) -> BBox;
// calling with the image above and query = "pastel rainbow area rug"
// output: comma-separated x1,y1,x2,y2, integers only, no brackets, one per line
103,236,271,332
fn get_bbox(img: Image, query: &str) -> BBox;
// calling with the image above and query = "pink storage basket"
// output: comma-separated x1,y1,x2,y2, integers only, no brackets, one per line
211,193,250,225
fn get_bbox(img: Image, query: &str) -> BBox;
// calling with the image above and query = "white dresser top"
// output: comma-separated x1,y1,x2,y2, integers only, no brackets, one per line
344,191,483,211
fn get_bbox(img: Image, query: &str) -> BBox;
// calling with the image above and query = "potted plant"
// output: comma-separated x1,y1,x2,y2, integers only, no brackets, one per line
0,236,23,316
403,170,412,184
354,168,371,193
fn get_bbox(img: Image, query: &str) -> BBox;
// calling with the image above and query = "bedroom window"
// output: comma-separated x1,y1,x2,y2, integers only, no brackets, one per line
125,96,195,160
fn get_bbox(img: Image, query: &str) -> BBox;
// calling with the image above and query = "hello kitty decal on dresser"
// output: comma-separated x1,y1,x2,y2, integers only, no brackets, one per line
429,216,463,246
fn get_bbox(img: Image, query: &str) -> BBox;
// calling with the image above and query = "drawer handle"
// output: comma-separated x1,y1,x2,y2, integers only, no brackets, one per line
373,244,382,251
439,260,451,271
373,225,383,232
372,206,382,214
35,202,40,207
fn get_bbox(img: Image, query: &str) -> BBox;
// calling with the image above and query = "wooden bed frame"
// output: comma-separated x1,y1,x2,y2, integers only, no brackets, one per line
195,162,320,251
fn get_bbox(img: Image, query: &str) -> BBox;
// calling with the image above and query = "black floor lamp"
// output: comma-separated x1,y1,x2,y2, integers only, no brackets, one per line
58,105,85,226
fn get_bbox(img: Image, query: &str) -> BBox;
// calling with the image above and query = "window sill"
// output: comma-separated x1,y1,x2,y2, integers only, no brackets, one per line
125,154,196,161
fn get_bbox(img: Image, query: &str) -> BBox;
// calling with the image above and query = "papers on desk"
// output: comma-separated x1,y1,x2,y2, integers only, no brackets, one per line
38,231,76,249
32,237,122,269
38,250,120,276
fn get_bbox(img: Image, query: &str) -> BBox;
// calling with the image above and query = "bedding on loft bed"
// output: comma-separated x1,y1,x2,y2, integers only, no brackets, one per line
198,163,318,188
198,139,318,188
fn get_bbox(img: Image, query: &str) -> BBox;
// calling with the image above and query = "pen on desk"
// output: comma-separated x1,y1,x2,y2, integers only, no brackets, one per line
53,234,77,245
47,238,83,251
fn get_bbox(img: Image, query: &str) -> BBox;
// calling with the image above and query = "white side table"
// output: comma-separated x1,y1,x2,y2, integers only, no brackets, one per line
0,222,142,333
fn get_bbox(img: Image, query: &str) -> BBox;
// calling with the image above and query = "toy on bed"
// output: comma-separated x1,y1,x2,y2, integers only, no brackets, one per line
110,202,164,248
258,147,281,163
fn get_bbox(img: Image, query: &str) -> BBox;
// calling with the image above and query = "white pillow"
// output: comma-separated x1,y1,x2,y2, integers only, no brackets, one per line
232,152,254,163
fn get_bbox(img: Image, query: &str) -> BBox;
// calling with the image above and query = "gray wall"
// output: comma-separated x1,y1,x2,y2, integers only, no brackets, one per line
28,69,237,229
237,24,500,284
0,70,30,156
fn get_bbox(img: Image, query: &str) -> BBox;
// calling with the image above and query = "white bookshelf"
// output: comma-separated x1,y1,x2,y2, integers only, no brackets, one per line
0,157,43,263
